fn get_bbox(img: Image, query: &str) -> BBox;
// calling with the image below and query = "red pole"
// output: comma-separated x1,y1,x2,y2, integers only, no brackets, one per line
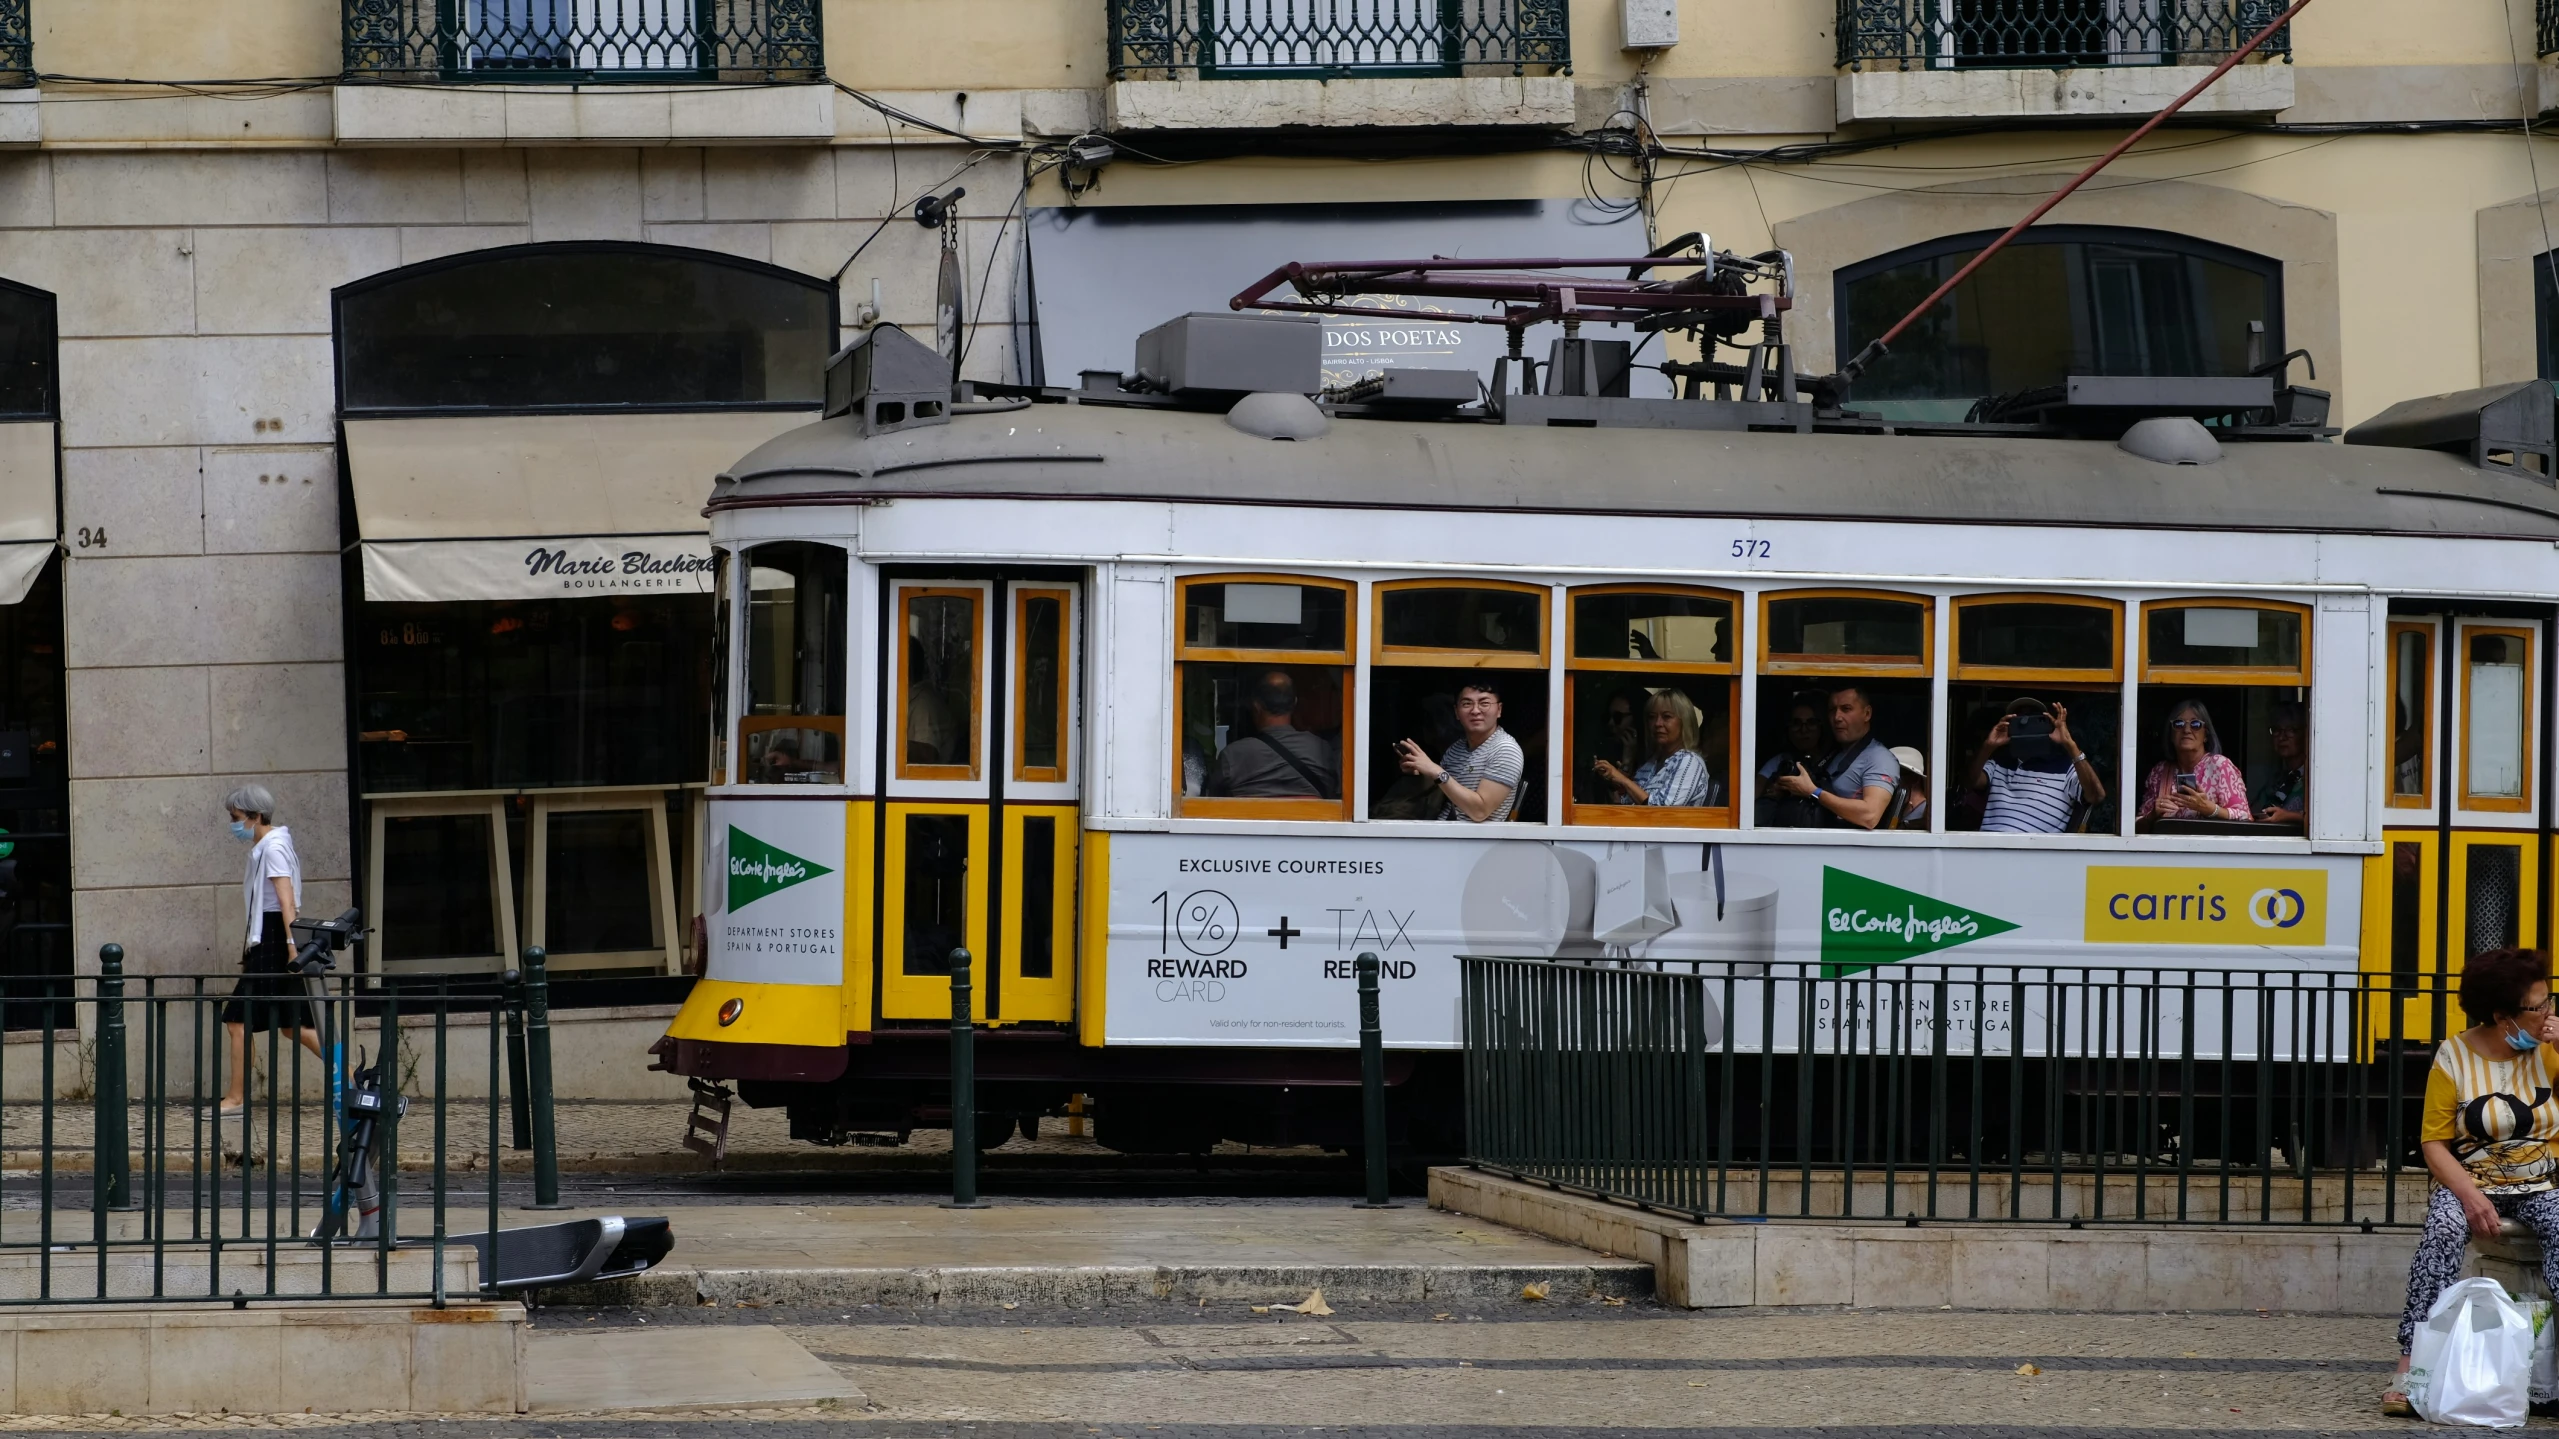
1835,0,2317,384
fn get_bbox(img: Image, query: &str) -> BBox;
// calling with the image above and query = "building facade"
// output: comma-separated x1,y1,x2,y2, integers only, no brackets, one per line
3,0,2556,992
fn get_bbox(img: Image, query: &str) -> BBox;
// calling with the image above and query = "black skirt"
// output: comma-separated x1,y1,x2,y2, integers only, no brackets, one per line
219,911,312,1033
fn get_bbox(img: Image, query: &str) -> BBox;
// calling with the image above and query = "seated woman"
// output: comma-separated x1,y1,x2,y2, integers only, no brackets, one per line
2387,947,2559,1416
1589,689,1715,807
2136,699,2251,827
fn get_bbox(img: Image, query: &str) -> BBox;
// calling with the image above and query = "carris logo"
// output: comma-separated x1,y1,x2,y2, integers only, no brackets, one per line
2247,888,2307,929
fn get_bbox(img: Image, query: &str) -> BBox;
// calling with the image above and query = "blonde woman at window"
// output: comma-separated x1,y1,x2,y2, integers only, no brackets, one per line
2137,699,2250,826
1591,689,1715,807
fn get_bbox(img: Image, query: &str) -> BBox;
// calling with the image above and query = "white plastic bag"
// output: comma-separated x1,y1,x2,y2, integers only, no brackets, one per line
2409,1276,2535,1427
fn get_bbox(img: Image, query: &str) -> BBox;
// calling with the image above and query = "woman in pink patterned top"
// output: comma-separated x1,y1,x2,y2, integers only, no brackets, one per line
2138,699,2252,826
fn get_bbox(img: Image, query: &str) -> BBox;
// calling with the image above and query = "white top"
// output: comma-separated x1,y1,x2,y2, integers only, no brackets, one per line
1438,728,1524,823
243,826,302,946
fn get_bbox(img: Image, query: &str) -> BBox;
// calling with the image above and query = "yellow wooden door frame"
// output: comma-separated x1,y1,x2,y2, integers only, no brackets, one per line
2361,829,2441,1046
879,801,990,1021
997,803,1079,1025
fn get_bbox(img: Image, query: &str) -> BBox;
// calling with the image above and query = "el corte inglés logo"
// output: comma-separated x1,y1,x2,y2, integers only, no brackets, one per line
726,825,833,912
1820,867,2019,977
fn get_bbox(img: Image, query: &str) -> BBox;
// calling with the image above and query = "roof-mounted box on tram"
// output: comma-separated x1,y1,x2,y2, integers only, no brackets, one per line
666,235,2559,1156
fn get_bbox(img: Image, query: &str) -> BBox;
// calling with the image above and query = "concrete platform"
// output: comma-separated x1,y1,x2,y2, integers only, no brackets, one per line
527,1324,861,1413
1431,1165,2426,1314
554,1199,1651,1308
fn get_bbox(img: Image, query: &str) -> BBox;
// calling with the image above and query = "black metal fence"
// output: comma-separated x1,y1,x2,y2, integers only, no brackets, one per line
343,0,824,83
1836,0,2291,70
1107,0,1570,80
0,944,564,1305
1461,956,2439,1229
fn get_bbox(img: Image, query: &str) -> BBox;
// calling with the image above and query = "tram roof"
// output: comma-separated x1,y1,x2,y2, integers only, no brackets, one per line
709,402,2559,542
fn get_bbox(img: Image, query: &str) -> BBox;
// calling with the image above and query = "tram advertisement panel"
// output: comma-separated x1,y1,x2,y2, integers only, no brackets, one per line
1101,834,2363,1053
704,798,846,987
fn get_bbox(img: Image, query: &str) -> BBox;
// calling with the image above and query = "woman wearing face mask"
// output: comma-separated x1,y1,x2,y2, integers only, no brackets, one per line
2384,947,2559,1415
217,785,323,1116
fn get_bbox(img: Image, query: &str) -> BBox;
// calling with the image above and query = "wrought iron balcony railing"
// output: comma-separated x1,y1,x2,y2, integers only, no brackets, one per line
345,0,823,83
2541,0,2559,58
0,0,27,88
1837,0,2290,70
1107,0,1569,81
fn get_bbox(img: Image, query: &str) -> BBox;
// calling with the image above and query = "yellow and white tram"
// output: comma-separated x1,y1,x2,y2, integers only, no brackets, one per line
653,312,2559,1153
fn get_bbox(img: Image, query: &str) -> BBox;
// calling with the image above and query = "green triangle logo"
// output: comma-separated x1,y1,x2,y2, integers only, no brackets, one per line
726,825,833,912
1819,866,2018,977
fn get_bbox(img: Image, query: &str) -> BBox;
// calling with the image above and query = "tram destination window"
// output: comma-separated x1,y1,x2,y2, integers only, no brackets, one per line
1370,581,1549,823
1177,577,1352,818
1945,595,2121,835
2134,601,2310,835
741,542,848,784
1755,591,1932,832
1567,587,1736,826
2460,627,2535,813
898,585,983,780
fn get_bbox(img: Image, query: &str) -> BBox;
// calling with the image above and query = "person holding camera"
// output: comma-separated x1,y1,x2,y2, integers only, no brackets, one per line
217,784,322,1116
1963,697,2104,834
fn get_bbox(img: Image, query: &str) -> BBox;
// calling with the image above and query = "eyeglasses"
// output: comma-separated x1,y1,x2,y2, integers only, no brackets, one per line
2169,719,2208,731
1455,698,1499,712
2524,999,2555,1016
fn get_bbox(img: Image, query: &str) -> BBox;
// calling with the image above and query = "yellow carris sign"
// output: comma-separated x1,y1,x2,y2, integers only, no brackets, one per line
2083,866,2328,947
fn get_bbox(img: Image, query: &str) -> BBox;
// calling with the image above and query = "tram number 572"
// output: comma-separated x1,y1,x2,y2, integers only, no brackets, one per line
1729,538,1772,559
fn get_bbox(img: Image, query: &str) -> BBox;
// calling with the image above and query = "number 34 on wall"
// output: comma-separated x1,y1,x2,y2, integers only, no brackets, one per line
72,527,105,550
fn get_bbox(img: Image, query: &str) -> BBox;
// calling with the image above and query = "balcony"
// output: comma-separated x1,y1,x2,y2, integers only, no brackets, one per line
0,0,24,88
1835,0,2294,123
342,0,823,84
1104,1,1574,132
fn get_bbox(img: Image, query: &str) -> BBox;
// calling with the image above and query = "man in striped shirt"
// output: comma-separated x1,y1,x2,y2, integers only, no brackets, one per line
1963,697,2105,834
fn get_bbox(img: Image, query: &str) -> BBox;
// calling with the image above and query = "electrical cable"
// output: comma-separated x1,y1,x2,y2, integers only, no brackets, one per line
952,174,1029,382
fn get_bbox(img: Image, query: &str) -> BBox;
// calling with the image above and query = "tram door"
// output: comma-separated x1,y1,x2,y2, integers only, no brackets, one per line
2368,614,2543,1041
879,575,1081,1025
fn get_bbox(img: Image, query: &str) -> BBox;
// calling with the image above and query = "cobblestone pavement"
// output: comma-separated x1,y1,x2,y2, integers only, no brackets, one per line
0,1297,2489,1435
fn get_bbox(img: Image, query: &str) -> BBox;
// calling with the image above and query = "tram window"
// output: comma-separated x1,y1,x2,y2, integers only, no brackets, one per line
2461,628,2534,811
1763,593,1928,672
1176,575,1354,818
2466,842,2524,957
2135,600,2311,835
901,813,969,976
1373,581,1549,823
1566,587,1737,824
1381,585,1543,657
1019,816,1057,979
899,588,982,780
2388,622,2434,809
741,542,848,785
1015,589,1067,783
709,550,732,785
1945,595,2121,833
1752,678,1931,830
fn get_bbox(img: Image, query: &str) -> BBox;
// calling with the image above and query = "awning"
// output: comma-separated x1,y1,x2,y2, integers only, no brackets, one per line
0,422,55,607
344,411,813,604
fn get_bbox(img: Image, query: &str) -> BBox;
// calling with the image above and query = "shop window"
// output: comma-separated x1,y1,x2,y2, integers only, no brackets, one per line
2134,600,2310,834
1178,576,1354,819
2460,626,2535,814
335,243,833,413
743,542,848,785
896,585,984,782
1837,228,2278,423
1565,586,1737,827
1946,595,2121,834
0,278,54,420
1754,591,1931,832
2388,620,2435,810
1370,581,1548,823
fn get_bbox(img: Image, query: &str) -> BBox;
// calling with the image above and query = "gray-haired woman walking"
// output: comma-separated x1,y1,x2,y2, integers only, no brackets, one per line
218,784,321,1115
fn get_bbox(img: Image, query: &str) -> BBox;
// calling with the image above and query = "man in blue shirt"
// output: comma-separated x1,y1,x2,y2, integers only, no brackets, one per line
1769,684,1898,830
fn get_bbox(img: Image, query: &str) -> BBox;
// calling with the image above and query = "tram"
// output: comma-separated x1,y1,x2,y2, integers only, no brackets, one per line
651,249,2559,1155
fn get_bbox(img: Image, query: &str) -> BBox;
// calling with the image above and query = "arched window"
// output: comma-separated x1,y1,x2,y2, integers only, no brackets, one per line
334,243,834,413
0,278,55,420
1837,227,2280,422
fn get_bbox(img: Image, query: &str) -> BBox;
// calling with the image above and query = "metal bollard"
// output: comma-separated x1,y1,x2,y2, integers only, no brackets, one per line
502,967,531,1151
95,944,132,1212
524,947,563,1209
944,947,986,1209
1353,951,1397,1209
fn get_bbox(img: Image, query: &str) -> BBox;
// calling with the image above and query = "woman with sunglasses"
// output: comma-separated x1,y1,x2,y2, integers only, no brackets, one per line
2385,947,2559,1415
2137,699,2251,827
